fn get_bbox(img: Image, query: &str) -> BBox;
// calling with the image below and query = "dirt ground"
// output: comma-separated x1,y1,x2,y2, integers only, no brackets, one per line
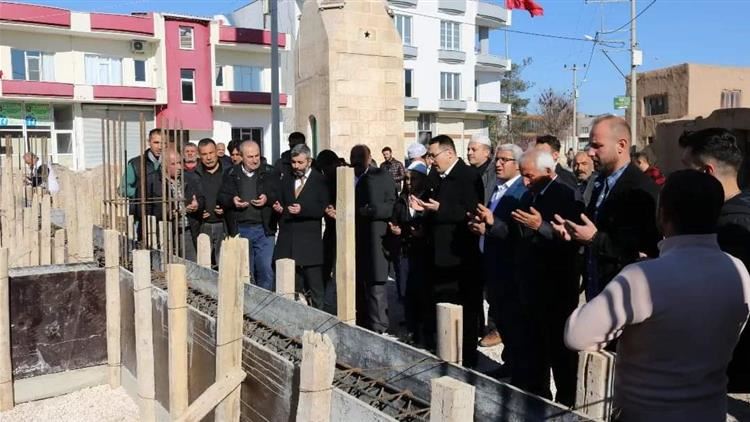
0,385,138,422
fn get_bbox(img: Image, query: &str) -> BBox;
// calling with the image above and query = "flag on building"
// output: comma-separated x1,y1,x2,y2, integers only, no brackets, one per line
506,0,544,17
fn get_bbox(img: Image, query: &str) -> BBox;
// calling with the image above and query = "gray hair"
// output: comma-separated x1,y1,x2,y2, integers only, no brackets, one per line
239,140,260,153
496,143,523,162
290,143,312,159
521,150,556,172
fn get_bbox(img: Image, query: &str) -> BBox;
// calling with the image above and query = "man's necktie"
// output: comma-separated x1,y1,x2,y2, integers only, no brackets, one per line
295,176,306,198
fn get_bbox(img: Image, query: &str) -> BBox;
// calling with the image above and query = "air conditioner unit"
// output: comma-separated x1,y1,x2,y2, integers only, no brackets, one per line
131,40,147,54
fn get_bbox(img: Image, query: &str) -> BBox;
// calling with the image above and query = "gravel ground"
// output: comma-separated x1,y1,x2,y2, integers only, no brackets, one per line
0,385,138,422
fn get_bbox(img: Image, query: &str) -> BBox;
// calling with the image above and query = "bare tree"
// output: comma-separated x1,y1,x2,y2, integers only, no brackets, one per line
537,88,573,139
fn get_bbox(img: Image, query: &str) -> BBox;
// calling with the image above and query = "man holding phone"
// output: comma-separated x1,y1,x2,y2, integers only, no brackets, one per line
219,140,280,290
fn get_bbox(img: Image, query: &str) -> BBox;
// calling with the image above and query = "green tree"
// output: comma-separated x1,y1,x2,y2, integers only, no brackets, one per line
488,57,534,145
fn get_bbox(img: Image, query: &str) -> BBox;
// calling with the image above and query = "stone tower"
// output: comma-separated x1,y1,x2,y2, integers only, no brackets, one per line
295,0,404,161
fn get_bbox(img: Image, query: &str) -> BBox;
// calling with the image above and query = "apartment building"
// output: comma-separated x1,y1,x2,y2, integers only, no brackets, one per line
0,2,288,170
231,0,512,157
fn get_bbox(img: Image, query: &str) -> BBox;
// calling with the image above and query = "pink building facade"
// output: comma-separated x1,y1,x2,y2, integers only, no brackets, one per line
0,2,288,170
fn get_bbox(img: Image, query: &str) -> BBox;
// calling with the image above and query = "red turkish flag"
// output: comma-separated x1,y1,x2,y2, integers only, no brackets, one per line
506,0,544,17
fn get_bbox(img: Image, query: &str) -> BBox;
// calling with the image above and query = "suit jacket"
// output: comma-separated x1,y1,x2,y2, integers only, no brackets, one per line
483,177,528,288
556,163,577,188
578,173,598,208
424,159,484,267
217,163,280,236
516,178,584,310
586,163,660,296
355,166,397,283
273,169,329,266
478,159,497,205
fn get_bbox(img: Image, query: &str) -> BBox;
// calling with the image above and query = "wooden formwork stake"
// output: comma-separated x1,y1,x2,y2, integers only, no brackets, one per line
215,237,244,422
76,180,94,262
168,263,189,418
429,376,475,422
335,167,356,324
53,229,66,264
127,215,135,240
0,248,14,411
275,258,296,300
22,207,33,267
133,250,156,422
29,197,39,266
296,331,336,422
436,303,463,365
196,233,211,268
40,194,51,265
239,237,249,285
148,216,158,250
104,229,121,388
575,351,615,420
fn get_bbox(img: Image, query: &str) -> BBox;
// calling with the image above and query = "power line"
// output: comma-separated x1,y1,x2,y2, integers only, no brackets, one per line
497,27,603,43
599,0,657,34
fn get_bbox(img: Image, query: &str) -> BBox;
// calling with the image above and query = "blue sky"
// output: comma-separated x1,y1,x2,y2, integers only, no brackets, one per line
28,0,750,115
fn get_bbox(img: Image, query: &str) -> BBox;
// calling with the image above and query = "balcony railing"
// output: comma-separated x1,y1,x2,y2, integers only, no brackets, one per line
438,49,466,64
476,54,511,72
404,97,419,109
476,1,510,28
477,102,511,113
219,91,288,106
438,0,466,14
1,80,74,98
439,99,467,110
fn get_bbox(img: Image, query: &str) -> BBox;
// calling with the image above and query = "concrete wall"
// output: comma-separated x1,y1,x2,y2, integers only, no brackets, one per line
687,64,750,116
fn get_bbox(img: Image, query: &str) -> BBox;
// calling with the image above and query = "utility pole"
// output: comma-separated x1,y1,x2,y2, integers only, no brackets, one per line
564,64,585,153
270,0,281,162
629,0,639,150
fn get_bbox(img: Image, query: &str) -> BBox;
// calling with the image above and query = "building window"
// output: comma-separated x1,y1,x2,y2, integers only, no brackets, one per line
11,49,55,81
440,21,460,51
404,69,413,97
234,66,262,91
644,94,668,116
85,55,123,85
181,69,195,103
179,26,194,50
418,113,435,144
215,66,224,87
440,72,460,100
134,60,146,82
394,15,412,45
721,90,742,109
231,127,263,143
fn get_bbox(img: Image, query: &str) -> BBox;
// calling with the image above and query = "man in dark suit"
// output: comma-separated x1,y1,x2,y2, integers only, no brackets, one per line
411,135,484,367
274,132,307,178
509,149,584,406
552,115,659,300
273,144,330,309
535,135,577,188
351,145,397,334
469,143,528,360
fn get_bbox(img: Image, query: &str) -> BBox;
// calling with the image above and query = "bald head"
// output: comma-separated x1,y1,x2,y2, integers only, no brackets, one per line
240,140,261,172
588,115,632,176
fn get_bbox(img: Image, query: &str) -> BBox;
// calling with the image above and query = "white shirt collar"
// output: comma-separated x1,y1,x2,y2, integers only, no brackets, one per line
440,158,460,178
501,174,521,189
241,165,255,178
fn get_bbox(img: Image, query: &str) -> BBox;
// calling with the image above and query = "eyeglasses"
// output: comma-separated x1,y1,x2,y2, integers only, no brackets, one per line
497,157,516,163
427,149,448,159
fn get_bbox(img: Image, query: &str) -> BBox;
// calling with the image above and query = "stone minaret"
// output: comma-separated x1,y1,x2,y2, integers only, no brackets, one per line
295,0,404,161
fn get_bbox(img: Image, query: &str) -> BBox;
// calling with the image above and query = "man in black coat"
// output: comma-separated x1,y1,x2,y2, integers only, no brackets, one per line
509,149,584,407
552,115,659,300
273,144,330,309
351,145,397,334
411,135,483,367
218,140,280,290
147,147,205,261
679,127,750,392
195,138,228,269
534,135,577,188
274,131,307,178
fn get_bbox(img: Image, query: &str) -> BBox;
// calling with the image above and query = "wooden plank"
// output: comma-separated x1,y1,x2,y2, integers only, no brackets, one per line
174,369,246,422
215,237,244,422
53,229,66,264
133,249,156,422
574,351,615,420
296,331,336,422
197,233,211,268
275,258,296,300
239,237,249,285
104,229,121,388
430,376,475,422
40,194,51,265
168,263,189,418
22,208,33,267
335,166,356,324
76,180,94,262
0,248,13,411
29,196,39,266
436,303,463,365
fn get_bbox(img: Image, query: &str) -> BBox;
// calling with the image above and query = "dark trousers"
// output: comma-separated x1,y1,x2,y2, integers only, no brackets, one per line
356,277,389,333
426,264,482,368
295,265,325,310
199,221,225,269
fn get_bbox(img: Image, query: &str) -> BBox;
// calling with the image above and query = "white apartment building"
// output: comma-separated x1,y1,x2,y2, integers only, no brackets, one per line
230,0,511,157
0,2,288,170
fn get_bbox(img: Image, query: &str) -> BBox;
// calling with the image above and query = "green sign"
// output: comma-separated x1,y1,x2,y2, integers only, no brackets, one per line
0,102,24,127
24,103,51,128
614,96,631,110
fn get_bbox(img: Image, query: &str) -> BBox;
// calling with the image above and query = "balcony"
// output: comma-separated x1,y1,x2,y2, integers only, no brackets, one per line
90,13,154,36
1,80,74,98
93,85,156,101
404,97,419,109
476,1,510,28
439,99,467,110
388,0,418,7
403,45,418,59
219,91,288,106
476,54,511,72
438,49,466,64
477,102,511,114
0,2,70,28
438,0,465,14
219,26,287,48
